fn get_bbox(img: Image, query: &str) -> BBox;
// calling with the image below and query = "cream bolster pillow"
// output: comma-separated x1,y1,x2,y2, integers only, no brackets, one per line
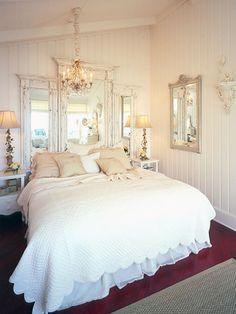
90,147,132,170
96,158,127,176
54,154,86,177
30,152,67,179
80,152,100,173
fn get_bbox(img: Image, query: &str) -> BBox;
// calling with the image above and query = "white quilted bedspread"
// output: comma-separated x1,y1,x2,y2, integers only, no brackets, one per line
10,170,215,314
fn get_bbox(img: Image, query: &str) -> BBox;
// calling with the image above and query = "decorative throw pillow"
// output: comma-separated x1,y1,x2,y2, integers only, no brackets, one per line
96,157,127,176
54,154,86,177
80,152,100,173
30,152,66,180
90,147,132,170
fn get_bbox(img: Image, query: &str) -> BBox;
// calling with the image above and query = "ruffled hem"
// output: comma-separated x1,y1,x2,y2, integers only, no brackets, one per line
10,240,211,314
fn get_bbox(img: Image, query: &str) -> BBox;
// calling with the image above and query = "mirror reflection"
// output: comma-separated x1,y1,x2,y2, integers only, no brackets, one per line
170,75,201,153
121,96,131,139
66,79,104,145
30,88,49,153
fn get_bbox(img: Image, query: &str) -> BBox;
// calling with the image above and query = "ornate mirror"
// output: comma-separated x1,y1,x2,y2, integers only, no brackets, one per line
54,58,116,151
18,75,57,169
66,79,104,145
121,96,131,139
169,75,201,153
113,85,138,157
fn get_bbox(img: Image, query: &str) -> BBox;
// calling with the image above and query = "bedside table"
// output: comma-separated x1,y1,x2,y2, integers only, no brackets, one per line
0,170,26,216
131,159,159,172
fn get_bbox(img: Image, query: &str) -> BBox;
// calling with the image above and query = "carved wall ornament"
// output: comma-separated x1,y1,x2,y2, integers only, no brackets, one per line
216,55,236,112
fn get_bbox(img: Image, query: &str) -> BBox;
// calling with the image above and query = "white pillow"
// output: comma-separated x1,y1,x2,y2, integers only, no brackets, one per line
80,152,100,173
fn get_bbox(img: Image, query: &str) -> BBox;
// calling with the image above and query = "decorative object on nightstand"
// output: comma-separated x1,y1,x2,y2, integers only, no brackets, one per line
0,111,20,169
131,158,159,172
135,115,152,160
0,170,26,216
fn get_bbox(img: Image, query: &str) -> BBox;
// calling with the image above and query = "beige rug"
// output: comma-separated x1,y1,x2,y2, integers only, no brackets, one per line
113,259,236,314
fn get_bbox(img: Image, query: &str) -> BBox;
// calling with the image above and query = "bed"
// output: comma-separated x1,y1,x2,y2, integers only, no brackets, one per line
9,153,215,314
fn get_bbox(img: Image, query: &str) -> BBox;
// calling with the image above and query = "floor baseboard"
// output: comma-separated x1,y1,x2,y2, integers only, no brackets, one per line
214,208,236,232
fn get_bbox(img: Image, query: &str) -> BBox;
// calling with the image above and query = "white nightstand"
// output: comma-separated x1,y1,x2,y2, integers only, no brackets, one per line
131,159,159,172
0,170,26,216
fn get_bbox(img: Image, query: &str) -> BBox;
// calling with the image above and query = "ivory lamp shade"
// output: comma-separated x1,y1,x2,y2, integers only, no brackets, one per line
0,111,20,129
135,115,152,129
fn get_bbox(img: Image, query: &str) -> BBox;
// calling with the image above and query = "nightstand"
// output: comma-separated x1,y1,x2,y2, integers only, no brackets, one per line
0,170,26,215
131,159,159,172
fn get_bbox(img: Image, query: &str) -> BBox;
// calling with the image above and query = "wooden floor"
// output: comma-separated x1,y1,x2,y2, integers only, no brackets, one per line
1,213,236,314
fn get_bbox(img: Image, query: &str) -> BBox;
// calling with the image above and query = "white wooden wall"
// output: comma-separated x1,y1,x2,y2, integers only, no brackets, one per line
151,0,236,229
0,26,151,170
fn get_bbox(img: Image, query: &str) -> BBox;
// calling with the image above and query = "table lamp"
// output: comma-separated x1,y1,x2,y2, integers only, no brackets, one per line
135,115,152,160
0,111,20,168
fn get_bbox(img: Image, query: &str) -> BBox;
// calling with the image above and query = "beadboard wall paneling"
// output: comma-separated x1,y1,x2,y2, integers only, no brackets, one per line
0,26,151,170
151,0,236,227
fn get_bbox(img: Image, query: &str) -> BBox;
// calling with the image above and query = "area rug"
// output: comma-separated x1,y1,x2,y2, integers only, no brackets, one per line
113,259,236,314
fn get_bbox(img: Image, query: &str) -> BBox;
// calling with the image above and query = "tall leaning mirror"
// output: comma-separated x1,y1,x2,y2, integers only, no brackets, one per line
169,75,201,153
54,58,116,150
18,75,57,169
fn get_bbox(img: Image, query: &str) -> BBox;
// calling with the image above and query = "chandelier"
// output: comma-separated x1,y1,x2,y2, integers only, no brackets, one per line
61,7,93,94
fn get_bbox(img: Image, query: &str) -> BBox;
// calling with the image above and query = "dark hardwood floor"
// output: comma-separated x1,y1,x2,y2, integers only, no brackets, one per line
1,213,236,314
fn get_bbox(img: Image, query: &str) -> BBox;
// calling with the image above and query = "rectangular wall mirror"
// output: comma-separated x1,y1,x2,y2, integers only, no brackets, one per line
169,75,201,153
121,96,131,139
66,79,104,145
30,88,49,153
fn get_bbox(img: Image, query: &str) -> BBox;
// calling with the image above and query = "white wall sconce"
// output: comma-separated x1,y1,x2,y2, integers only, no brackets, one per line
216,56,236,112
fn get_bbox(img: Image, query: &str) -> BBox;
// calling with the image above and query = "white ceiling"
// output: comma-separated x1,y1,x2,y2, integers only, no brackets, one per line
0,0,186,42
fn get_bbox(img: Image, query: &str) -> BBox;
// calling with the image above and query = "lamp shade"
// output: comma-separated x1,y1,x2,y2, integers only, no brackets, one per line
124,116,131,128
135,115,152,129
0,111,20,129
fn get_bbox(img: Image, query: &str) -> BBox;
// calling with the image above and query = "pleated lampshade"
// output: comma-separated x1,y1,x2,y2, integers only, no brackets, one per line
135,115,152,129
0,111,20,129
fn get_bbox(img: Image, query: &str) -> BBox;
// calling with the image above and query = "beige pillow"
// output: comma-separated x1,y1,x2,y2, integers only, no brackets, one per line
90,147,132,170
30,152,66,180
96,158,127,176
54,153,86,177
67,142,103,155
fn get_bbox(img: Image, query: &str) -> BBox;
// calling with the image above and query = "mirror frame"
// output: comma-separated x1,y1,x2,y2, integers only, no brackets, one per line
17,74,58,169
169,74,202,153
54,58,117,150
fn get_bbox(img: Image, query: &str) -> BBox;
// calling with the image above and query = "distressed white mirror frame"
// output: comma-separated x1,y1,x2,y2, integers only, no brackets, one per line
113,85,138,158
54,58,117,150
17,75,58,169
169,75,201,153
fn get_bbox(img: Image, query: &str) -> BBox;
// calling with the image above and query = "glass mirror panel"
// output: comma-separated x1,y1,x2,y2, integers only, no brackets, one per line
121,96,131,139
66,79,104,145
170,75,201,153
30,88,49,154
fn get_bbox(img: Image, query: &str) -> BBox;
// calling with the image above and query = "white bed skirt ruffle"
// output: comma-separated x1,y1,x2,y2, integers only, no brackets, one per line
58,241,210,311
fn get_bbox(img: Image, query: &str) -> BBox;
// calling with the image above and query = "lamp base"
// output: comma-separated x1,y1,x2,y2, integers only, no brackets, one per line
139,155,149,161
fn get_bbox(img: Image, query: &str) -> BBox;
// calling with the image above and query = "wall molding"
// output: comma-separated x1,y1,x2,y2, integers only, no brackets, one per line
214,208,236,232
0,17,156,44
